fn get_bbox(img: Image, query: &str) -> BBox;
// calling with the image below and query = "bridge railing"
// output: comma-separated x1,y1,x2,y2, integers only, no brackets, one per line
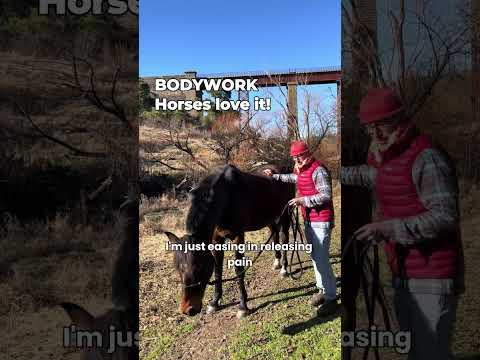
197,66,341,79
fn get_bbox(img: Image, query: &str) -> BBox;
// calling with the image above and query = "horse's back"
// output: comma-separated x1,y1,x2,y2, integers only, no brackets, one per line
217,166,292,232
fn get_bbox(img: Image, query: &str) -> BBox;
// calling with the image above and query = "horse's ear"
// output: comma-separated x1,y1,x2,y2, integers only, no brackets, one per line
164,231,180,243
61,302,94,330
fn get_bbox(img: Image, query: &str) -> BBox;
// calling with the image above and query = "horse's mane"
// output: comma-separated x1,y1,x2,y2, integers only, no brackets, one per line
185,163,295,235
250,163,280,175
186,165,233,235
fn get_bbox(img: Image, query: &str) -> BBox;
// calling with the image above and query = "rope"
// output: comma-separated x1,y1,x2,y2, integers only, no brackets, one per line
341,234,392,360
287,205,306,280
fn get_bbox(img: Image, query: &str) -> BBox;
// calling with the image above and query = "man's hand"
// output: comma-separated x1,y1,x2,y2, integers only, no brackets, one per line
288,197,304,207
354,222,393,242
263,169,273,177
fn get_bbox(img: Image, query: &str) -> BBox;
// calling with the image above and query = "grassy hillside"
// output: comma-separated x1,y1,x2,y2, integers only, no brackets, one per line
139,122,342,359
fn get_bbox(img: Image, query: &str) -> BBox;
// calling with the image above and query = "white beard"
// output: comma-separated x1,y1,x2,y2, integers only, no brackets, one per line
369,126,402,163
294,156,312,172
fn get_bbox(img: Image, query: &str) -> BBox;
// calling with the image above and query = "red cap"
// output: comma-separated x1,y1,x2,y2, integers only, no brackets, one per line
358,87,404,124
290,140,310,156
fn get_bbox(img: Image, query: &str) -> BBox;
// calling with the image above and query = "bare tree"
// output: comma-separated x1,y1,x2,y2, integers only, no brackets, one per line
1,48,138,216
342,0,470,120
208,111,261,164
260,74,337,157
6,50,136,162
167,121,209,170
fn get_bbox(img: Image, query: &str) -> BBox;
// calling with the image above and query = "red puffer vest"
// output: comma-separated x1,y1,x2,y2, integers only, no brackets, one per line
368,131,458,279
295,159,333,222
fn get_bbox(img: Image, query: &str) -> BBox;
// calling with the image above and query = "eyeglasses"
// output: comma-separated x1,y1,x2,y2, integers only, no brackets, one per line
363,119,399,135
292,155,308,162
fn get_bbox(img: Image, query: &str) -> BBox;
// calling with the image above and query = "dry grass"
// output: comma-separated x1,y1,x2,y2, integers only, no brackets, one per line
140,194,189,238
0,213,126,359
140,125,221,180
0,212,124,266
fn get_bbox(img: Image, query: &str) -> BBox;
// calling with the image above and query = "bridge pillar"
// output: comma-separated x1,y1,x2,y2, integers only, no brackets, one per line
287,82,298,139
184,71,201,120
337,81,341,153
237,90,249,126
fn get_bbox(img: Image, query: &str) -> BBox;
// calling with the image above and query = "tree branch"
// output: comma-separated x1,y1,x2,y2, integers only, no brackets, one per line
14,102,107,158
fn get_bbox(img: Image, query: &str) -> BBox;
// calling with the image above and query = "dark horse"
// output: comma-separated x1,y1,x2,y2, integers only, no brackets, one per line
165,164,295,318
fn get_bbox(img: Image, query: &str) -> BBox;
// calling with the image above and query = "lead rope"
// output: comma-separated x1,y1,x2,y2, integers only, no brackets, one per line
341,235,392,360
288,205,305,280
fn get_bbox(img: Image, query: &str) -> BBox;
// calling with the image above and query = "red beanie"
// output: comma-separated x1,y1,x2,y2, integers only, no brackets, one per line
290,140,310,156
358,87,404,124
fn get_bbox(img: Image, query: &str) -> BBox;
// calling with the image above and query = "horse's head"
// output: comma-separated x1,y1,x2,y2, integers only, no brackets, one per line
165,231,215,316
61,303,138,360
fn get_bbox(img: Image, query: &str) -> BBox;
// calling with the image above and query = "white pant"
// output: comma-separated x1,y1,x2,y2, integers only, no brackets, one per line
304,222,337,300
394,287,457,360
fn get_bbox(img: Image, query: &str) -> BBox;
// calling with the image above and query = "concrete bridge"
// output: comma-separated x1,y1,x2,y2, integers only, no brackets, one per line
142,66,341,138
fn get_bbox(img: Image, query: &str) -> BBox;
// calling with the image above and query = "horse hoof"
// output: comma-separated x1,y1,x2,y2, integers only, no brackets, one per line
272,260,281,270
206,305,218,314
280,268,288,277
236,309,249,319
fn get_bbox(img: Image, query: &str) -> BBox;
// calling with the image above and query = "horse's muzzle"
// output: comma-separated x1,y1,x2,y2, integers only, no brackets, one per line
180,296,202,316
184,306,201,316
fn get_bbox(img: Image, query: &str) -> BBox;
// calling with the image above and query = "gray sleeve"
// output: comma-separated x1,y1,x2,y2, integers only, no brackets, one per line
388,148,459,245
302,167,332,208
272,173,297,183
340,165,376,189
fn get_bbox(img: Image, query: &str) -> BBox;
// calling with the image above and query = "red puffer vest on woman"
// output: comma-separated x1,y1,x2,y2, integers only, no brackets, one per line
368,130,459,279
295,159,333,223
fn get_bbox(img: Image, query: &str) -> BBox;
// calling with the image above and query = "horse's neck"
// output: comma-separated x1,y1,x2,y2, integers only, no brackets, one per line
272,176,295,195
192,226,215,245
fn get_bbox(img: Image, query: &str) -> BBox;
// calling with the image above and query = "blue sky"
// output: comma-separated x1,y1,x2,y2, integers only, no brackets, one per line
140,0,340,76
140,0,340,133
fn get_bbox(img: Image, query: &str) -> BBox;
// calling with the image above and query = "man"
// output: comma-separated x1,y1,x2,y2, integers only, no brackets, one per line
341,87,464,360
264,140,338,317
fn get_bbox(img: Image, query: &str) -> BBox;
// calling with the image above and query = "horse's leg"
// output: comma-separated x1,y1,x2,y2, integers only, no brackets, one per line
270,224,282,270
206,249,224,314
234,233,249,318
279,213,290,277
207,232,224,314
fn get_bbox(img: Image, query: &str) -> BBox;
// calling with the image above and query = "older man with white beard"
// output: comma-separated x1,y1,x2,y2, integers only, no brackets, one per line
264,140,338,317
341,87,464,360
